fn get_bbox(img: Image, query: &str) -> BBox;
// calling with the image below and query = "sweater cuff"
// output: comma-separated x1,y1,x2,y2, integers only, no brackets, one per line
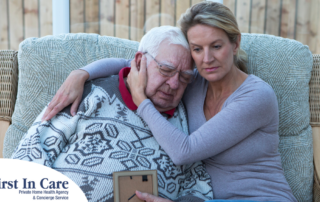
137,99,154,117
80,66,95,80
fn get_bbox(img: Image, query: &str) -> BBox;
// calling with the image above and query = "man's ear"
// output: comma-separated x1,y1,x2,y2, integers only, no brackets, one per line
134,51,144,70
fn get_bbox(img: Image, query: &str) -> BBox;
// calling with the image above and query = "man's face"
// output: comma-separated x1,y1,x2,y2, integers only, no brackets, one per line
145,43,192,112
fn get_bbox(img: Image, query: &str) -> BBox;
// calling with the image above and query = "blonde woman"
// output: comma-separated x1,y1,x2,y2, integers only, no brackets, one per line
43,2,297,201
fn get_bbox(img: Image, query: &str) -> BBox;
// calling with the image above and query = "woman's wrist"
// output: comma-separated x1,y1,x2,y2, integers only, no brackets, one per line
137,99,151,116
134,92,147,107
71,69,89,82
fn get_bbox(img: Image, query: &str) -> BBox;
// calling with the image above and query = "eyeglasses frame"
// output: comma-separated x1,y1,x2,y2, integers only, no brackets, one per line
143,52,194,84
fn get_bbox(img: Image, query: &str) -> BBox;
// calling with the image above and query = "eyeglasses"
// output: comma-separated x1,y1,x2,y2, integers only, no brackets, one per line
143,52,194,84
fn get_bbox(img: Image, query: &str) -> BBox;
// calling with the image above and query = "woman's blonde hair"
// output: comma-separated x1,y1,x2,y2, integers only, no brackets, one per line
178,1,248,73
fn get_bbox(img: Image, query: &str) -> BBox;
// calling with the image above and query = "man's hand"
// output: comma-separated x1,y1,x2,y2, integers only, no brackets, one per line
135,191,173,202
41,69,89,121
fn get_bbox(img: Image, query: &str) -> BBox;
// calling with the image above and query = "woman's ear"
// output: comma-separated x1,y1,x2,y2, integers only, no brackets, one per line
233,35,241,55
134,52,143,70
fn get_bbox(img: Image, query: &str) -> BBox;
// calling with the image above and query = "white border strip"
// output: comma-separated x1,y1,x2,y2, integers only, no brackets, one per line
52,0,70,35
206,0,224,3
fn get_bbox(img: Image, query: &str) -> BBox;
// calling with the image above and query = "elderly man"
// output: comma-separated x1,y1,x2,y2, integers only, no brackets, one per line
11,26,213,202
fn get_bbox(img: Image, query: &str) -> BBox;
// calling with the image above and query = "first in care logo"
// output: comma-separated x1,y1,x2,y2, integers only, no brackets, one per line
0,178,69,189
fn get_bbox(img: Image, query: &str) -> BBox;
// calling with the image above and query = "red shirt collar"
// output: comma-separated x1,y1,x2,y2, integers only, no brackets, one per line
119,67,175,118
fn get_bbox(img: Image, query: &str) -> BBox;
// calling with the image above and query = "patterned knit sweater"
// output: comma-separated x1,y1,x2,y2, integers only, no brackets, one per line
11,75,213,202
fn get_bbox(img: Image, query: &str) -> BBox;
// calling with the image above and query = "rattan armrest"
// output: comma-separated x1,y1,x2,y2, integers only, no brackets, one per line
310,54,320,126
0,50,18,123
314,166,320,201
310,54,320,201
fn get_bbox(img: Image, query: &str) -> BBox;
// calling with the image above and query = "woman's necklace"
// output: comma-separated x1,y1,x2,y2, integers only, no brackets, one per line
204,90,230,120
204,95,219,120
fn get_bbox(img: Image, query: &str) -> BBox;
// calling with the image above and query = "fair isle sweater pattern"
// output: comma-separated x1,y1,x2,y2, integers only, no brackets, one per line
11,76,214,202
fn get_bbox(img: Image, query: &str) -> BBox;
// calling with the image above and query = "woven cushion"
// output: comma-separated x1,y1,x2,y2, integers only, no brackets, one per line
4,33,139,157
4,33,313,200
241,33,313,201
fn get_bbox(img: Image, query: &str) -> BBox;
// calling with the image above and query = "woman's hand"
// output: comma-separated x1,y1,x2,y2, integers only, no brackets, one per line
127,55,148,107
135,191,173,202
41,69,89,121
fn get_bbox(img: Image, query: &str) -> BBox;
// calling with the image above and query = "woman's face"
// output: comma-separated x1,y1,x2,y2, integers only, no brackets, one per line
187,24,239,83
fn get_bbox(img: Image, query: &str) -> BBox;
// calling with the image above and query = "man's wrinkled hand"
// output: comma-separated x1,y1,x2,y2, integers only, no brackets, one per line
41,69,89,121
135,191,173,202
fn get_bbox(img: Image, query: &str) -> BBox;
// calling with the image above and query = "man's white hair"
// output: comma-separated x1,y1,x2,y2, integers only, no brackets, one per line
138,26,190,60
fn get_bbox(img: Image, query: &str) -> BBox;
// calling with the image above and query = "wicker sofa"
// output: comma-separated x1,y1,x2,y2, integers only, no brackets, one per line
0,33,320,201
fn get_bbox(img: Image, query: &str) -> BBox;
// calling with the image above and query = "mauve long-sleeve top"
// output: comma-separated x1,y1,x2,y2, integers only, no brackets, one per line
82,58,297,201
